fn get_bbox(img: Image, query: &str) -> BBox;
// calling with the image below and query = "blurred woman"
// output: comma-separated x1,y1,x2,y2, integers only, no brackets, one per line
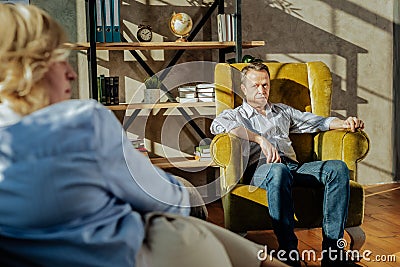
0,4,287,267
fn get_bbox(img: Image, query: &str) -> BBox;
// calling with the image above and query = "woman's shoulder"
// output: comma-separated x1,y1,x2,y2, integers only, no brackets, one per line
17,100,114,133
36,99,110,120
46,99,105,113
0,103,22,127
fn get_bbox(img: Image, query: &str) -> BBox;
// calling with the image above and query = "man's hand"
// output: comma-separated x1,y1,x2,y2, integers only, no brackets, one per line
343,117,364,132
255,135,281,163
229,126,281,163
329,117,365,132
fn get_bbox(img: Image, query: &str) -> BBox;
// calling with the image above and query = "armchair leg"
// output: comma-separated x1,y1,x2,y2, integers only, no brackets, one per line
345,226,366,251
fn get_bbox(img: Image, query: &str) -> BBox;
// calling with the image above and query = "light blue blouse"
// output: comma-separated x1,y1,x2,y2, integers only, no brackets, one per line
0,99,190,266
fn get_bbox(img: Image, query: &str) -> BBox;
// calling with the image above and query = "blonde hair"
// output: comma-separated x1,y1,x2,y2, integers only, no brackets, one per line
0,4,69,115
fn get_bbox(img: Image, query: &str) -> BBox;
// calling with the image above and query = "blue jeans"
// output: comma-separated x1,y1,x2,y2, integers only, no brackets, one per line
251,158,350,251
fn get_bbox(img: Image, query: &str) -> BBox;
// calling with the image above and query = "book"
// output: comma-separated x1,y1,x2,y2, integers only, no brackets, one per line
196,145,211,153
95,0,105,42
217,14,224,42
217,14,226,42
104,76,111,105
129,138,143,148
178,97,198,103
196,88,215,93
194,154,212,161
198,97,215,102
137,146,149,156
197,92,215,98
178,86,197,92
104,0,113,42
225,14,232,42
179,92,197,98
99,75,106,105
178,85,198,102
195,150,211,156
97,76,102,102
194,145,212,161
111,0,121,42
196,83,215,89
129,137,148,156
231,14,237,42
113,76,119,105
109,76,115,105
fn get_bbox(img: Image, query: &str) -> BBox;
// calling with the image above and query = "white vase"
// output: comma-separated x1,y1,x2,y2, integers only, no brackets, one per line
144,89,161,103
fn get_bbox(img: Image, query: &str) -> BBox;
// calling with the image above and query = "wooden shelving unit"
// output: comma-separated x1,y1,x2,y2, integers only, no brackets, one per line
82,0,263,172
150,157,217,169
106,101,216,111
65,41,265,51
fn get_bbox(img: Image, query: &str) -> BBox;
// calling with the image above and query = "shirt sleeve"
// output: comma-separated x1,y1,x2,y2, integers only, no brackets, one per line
210,109,242,134
282,104,336,133
93,105,190,216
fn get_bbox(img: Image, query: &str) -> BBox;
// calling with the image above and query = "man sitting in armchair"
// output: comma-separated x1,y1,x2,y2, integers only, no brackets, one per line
210,62,364,267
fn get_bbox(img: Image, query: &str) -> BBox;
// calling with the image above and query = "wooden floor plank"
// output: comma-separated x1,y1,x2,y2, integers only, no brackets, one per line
364,183,400,196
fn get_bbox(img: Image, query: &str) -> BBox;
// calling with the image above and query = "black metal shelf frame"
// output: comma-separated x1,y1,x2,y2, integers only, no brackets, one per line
85,0,243,139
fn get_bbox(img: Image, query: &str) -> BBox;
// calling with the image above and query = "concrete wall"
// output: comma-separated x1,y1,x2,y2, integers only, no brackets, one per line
38,0,398,185
251,0,395,185
243,0,396,185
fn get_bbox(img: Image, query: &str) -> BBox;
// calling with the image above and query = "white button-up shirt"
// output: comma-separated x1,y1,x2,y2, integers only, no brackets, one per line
211,101,335,161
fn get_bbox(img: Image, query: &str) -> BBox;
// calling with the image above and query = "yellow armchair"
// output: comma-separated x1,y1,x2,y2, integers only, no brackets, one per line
211,62,370,250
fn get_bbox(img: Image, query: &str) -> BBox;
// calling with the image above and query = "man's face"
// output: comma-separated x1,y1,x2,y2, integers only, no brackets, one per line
241,69,270,108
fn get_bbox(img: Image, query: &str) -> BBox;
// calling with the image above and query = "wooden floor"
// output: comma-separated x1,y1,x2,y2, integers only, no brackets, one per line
206,183,400,267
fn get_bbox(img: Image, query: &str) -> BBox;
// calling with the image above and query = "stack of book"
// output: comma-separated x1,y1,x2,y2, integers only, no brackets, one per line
97,75,119,105
217,14,236,42
177,85,197,103
196,83,215,102
194,145,212,161
129,138,148,156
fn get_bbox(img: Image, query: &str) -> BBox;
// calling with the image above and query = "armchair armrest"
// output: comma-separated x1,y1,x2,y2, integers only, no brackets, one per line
314,130,370,181
211,133,244,192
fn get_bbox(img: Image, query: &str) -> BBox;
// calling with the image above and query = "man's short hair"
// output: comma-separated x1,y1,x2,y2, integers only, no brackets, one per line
241,62,271,84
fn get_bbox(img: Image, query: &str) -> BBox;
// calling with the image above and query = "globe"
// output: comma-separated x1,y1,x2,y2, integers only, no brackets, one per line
169,12,193,42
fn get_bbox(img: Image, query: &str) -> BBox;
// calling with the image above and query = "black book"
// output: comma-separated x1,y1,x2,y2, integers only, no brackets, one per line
99,75,107,105
113,76,119,105
110,77,115,105
104,77,111,105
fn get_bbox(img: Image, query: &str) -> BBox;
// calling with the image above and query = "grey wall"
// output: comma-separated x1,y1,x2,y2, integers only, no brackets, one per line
38,0,398,185
32,0,81,99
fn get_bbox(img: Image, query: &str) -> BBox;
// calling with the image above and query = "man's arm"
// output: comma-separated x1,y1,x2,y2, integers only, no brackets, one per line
329,117,365,132
211,108,280,163
230,126,281,163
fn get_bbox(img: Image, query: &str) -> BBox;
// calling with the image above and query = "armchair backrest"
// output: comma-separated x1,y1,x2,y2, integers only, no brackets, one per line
214,62,333,163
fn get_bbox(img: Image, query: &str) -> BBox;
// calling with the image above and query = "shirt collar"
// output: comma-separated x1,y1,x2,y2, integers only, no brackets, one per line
242,100,273,117
0,103,22,127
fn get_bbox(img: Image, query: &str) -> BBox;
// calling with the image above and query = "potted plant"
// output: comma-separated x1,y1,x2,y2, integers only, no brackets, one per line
227,54,263,64
143,75,162,103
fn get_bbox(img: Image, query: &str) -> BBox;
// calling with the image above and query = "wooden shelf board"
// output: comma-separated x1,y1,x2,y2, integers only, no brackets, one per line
64,41,265,51
106,102,215,111
150,157,217,169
